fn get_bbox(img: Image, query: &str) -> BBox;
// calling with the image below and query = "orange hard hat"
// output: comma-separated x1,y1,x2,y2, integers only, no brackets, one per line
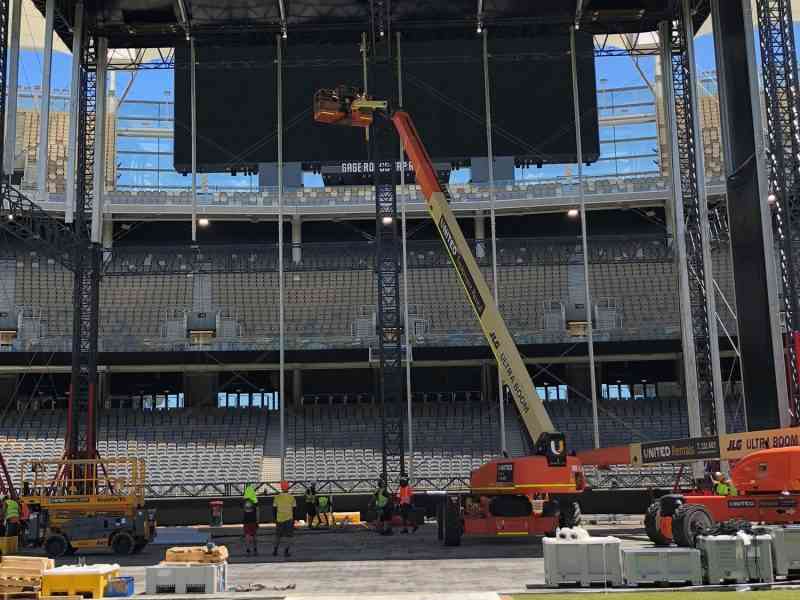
280,480,289,492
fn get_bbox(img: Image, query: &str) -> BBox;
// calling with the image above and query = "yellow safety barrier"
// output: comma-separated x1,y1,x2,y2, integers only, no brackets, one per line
332,511,361,525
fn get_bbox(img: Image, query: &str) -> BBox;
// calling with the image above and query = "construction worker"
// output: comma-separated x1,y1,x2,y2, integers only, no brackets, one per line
3,495,20,537
722,475,738,497
316,493,331,528
243,484,258,505
398,478,417,534
242,499,259,555
304,485,318,529
712,471,736,496
272,481,296,557
373,478,393,536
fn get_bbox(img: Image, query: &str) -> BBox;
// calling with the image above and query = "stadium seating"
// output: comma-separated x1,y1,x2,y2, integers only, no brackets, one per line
0,237,745,352
0,393,747,487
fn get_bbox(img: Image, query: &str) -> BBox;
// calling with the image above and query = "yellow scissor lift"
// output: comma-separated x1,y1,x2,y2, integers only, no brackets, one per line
20,457,156,557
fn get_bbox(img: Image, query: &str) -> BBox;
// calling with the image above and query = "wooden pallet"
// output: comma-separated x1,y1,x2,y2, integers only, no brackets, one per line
1,584,38,591
0,558,53,573
165,545,228,564
0,556,51,599
0,592,38,600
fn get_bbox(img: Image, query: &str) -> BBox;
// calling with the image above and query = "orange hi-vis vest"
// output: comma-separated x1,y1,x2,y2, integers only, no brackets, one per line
398,485,413,505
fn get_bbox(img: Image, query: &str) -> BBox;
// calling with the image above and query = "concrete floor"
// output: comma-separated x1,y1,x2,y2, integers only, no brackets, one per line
54,519,652,598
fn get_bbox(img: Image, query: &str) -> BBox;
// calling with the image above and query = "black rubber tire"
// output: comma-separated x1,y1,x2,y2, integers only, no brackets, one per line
442,497,462,547
558,500,582,528
44,534,69,558
489,495,532,518
111,531,135,555
542,500,559,518
644,500,672,546
436,502,444,541
132,540,148,554
672,504,714,548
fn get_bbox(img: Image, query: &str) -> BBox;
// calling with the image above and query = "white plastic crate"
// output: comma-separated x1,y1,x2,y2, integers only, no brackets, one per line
146,562,227,594
543,534,622,587
621,547,702,586
765,525,800,576
697,534,774,584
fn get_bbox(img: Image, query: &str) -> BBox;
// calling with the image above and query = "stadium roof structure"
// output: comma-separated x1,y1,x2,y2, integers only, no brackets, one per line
31,1,711,49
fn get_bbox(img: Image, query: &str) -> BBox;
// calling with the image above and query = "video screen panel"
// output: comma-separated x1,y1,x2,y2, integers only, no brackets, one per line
173,31,599,172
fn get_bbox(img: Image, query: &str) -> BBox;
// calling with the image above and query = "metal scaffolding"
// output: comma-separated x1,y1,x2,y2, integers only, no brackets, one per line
664,1,725,437
0,1,102,459
755,0,800,424
372,119,406,481
67,3,102,458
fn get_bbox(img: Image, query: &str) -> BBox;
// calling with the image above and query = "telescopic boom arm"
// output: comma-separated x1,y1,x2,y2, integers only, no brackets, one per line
314,89,558,448
390,111,556,441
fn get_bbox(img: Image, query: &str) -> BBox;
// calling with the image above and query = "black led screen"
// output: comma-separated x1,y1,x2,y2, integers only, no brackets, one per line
173,32,599,172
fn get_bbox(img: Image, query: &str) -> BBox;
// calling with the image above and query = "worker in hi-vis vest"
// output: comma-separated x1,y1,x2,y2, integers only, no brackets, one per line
3,495,20,537
372,478,393,536
398,478,417,534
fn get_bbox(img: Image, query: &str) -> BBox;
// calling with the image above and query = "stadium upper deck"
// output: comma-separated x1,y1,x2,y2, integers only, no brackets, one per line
9,79,726,221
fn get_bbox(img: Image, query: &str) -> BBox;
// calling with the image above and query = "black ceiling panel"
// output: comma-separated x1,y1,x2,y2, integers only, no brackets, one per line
33,0,701,49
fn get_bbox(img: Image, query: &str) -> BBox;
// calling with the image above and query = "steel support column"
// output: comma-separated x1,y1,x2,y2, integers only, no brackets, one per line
372,119,405,481
397,32,414,480
91,37,107,244
755,0,800,424
368,11,406,482
2,0,20,178
663,4,725,439
36,0,55,202
276,34,286,478
570,26,601,449
482,29,507,454
711,0,788,430
190,36,198,243
68,6,100,459
65,2,84,224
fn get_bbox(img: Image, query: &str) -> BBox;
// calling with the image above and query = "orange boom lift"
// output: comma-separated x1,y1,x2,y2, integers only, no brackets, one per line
577,430,800,547
643,446,800,547
314,88,584,545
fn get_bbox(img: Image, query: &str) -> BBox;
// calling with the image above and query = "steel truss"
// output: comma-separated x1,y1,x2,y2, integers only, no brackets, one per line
64,7,101,459
756,0,800,423
668,12,721,435
0,2,102,459
0,0,7,173
138,470,689,498
371,120,406,481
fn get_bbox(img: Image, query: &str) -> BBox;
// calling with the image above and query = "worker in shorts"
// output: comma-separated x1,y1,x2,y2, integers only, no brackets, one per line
242,499,259,555
304,484,318,529
273,480,297,557
316,493,331,528
398,478,417,534
373,478,393,536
